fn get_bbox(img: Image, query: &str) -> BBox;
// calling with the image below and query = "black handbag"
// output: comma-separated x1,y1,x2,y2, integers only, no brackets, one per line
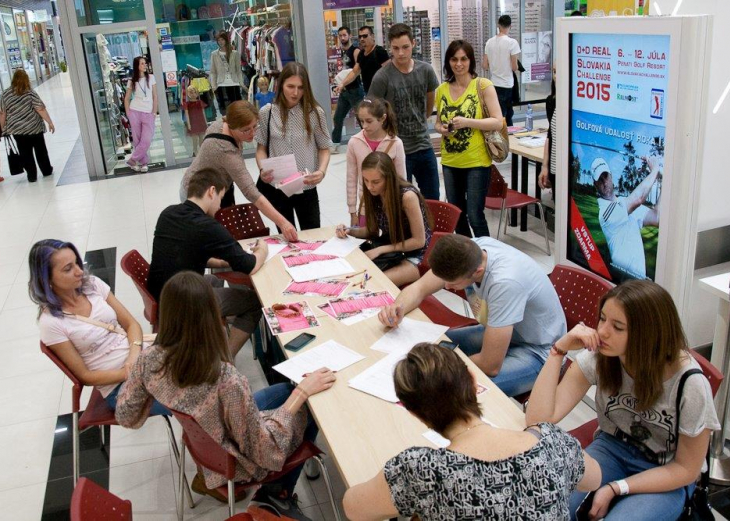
360,238,406,272
5,136,23,175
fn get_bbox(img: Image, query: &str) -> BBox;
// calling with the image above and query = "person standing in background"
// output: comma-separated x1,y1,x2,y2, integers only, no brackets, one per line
184,85,207,157
255,77,275,109
368,23,440,201
210,31,244,116
334,25,389,96
124,56,157,173
483,15,521,126
330,26,364,153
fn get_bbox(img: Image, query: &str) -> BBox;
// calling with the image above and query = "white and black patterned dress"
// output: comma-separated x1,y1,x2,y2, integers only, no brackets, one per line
0,88,45,135
383,422,585,520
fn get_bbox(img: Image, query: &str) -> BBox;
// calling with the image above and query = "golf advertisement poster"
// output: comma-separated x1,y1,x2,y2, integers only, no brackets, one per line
567,32,670,282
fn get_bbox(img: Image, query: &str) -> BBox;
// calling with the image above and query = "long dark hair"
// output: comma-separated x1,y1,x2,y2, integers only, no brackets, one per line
155,271,231,388
131,56,150,89
443,40,477,83
216,31,232,62
274,62,324,138
356,97,398,137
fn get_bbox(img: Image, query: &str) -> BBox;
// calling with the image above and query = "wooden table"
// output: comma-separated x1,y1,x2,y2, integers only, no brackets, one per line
508,132,547,231
250,227,526,489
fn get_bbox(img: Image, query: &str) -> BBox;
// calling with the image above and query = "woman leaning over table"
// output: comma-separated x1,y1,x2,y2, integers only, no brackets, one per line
343,343,601,520
255,62,332,232
179,100,298,241
526,280,720,520
434,39,503,238
0,69,55,182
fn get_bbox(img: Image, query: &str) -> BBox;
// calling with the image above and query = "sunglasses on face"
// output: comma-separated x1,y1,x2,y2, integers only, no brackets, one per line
358,34,370,39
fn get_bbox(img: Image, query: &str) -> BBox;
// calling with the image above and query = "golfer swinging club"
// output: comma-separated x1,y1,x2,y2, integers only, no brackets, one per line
592,156,661,279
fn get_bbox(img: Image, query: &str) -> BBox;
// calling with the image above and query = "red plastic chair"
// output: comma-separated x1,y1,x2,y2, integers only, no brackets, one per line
484,166,551,255
171,409,341,519
419,294,479,330
425,200,461,233
41,341,193,508
120,250,159,332
71,477,132,520
213,204,269,287
569,349,724,449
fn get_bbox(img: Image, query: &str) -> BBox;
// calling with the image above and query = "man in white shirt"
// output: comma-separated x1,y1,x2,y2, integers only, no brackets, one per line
483,15,521,125
592,157,661,279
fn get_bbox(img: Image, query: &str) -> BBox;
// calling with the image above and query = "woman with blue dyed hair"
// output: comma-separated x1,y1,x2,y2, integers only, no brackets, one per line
29,239,166,413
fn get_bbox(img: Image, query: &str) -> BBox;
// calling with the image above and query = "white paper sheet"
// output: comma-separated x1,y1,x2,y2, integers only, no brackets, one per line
241,240,287,262
285,258,356,282
276,173,306,197
348,350,407,403
313,235,366,257
517,135,546,148
422,416,498,448
259,154,299,182
370,317,449,354
273,340,365,384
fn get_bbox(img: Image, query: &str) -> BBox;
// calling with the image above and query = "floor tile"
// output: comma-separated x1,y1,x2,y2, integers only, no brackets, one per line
0,369,63,427
109,416,175,469
0,305,43,344
0,481,46,520
109,455,179,520
3,281,36,310
0,416,57,491
0,334,57,380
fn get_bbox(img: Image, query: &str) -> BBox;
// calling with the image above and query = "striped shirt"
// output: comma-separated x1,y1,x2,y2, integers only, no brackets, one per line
0,88,45,135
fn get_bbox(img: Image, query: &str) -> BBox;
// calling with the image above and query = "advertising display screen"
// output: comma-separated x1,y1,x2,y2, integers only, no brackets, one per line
567,33,670,282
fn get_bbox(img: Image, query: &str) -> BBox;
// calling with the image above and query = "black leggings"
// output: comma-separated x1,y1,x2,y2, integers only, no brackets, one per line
255,179,320,231
14,132,52,182
215,86,242,116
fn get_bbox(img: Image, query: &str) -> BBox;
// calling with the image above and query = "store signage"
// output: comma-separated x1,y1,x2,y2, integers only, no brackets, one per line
567,32,669,282
165,71,178,87
322,0,389,10
172,35,200,45
521,31,552,84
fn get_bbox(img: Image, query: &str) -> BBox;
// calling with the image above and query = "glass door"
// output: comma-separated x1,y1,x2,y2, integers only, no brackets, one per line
14,10,39,85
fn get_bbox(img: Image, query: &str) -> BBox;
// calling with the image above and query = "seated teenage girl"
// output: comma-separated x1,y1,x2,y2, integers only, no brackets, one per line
336,151,432,287
343,343,601,520
526,280,720,520
115,271,336,517
31,239,166,414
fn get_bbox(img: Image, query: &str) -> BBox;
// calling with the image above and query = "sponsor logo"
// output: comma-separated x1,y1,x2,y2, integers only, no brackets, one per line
650,88,664,119
617,93,638,103
617,83,639,92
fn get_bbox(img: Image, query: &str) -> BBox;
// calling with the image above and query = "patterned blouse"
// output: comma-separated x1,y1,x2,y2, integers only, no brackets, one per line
0,88,46,135
255,102,332,192
374,185,432,260
383,423,585,520
115,345,308,489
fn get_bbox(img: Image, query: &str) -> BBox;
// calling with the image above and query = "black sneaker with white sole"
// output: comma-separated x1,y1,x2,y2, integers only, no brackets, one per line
251,486,311,521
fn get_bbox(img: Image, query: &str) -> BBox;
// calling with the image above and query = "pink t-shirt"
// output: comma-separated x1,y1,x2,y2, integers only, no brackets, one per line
365,137,382,152
38,276,129,397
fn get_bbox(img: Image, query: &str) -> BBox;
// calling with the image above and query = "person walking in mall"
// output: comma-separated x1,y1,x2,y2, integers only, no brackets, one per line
483,15,521,126
124,56,157,173
210,31,244,116
435,40,503,238
334,25,389,97
369,23,441,201
330,26,364,153
0,69,55,182
255,62,331,232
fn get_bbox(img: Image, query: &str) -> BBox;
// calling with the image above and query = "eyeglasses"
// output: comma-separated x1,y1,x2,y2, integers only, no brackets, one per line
272,303,302,318
358,34,370,39
241,124,259,135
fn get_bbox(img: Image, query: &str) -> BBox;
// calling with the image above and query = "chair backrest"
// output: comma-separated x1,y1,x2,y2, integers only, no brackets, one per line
70,477,133,521
41,341,84,412
549,264,613,330
417,231,449,276
424,200,461,233
171,408,237,480
487,166,508,199
120,250,158,328
690,350,724,398
215,203,270,241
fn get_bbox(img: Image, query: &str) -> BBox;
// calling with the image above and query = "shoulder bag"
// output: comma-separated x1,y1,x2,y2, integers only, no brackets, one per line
5,135,23,175
67,313,157,344
476,78,509,163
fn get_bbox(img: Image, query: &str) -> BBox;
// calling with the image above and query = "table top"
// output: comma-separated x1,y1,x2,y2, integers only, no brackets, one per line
250,227,526,487
509,131,547,162
699,271,730,303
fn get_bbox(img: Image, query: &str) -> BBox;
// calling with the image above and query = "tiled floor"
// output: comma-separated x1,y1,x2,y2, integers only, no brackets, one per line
0,73,725,520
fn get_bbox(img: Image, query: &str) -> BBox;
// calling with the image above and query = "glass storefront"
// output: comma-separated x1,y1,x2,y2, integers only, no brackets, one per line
75,0,146,26
14,10,39,85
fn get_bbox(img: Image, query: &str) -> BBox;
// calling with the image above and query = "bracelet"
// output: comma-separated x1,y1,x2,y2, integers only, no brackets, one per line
613,479,630,496
550,344,568,357
295,386,309,399
607,482,619,496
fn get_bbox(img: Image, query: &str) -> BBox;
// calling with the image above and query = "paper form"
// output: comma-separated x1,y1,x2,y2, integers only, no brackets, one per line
283,279,349,298
262,301,320,336
370,317,449,354
241,240,287,262
273,340,365,383
317,302,380,326
348,350,408,403
276,172,306,197
313,235,366,257
328,291,395,319
285,258,356,282
259,154,299,183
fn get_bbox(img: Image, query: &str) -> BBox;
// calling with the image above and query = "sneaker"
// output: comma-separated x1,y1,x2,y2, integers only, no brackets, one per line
140,165,149,173
126,161,140,172
304,459,320,480
191,472,247,504
251,486,311,521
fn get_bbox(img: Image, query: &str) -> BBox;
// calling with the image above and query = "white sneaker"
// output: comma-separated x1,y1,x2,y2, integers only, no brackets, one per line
126,161,140,172
140,165,149,173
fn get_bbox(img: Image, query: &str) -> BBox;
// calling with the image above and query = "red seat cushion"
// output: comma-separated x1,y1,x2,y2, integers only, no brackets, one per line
79,388,117,430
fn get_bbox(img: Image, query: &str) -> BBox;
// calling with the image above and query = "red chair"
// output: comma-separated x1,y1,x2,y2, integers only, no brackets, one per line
570,349,724,449
120,250,159,332
425,200,461,233
171,409,341,519
41,341,193,508
484,166,551,255
213,204,270,287
70,477,132,520
417,231,449,277
419,294,479,330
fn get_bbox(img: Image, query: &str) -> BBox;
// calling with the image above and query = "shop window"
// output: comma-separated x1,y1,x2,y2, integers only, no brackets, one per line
75,0,146,26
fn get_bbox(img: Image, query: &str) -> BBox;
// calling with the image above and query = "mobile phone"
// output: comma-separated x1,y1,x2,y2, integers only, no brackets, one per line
447,121,455,133
438,340,457,350
285,333,316,352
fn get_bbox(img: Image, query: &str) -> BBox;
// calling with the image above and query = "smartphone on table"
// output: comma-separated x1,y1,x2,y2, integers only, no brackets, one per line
285,333,316,352
438,340,457,350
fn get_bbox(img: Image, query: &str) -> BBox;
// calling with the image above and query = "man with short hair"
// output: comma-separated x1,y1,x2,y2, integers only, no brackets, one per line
368,23,440,201
592,156,661,279
148,169,268,356
334,25,390,96
330,26,365,150
378,234,566,397
483,15,521,126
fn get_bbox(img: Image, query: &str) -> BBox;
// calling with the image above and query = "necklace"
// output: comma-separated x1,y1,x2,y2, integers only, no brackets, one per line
449,420,486,441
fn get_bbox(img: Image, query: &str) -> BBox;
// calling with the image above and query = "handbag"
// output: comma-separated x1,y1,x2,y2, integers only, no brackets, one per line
360,237,406,272
5,136,24,175
67,313,157,344
476,78,509,163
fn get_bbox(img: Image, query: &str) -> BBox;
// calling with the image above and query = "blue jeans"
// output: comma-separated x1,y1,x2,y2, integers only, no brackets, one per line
569,431,692,520
445,325,548,396
405,147,440,201
442,165,491,238
105,383,171,416
254,383,318,495
331,86,364,144
495,86,514,126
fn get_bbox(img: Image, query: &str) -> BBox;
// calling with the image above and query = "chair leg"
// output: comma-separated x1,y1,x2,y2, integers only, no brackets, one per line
536,203,551,255
495,207,504,240
100,425,105,448
163,416,195,509
313,455,342,521
72,411,80,485
178,441,186,521
228,480,235,517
